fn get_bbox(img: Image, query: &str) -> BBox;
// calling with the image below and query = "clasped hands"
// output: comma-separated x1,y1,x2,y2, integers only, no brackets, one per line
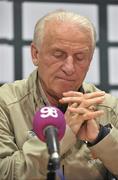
59,91,105,143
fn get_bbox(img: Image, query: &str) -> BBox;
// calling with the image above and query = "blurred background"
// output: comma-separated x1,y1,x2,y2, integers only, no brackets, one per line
0,0,118,96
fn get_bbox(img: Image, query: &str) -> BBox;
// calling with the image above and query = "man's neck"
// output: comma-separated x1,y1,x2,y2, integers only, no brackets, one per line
45,92,60,106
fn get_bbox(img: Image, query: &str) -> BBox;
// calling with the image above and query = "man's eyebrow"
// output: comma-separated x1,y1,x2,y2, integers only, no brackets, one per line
52,48,65,52
51,47,89,54
76,47,89,52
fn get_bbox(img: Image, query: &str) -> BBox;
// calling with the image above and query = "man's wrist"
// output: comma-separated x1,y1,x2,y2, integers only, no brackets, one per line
85,123,112,147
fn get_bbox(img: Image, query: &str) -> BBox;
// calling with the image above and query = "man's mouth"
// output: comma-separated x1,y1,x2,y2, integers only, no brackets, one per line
57,76,75,82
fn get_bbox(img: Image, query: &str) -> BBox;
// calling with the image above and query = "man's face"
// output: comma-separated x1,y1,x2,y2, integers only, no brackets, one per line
34,20,94,100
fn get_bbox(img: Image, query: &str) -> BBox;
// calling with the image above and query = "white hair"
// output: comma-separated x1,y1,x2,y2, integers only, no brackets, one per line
33,10,96,49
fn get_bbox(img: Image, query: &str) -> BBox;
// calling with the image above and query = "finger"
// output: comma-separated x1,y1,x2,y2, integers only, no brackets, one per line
68,116,83,127
67,110,104,126
83,91,105,99
63,91,83,97
63,91,105,99
83,110,104,120
68,102,78,109
78,119,99,142
59,94,105,105
67,104,104,116
80,96,105,108
59,91,83,103
59,96,83,104
68,106,87,115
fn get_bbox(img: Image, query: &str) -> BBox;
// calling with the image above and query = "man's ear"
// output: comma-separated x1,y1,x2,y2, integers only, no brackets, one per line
31,42,40,66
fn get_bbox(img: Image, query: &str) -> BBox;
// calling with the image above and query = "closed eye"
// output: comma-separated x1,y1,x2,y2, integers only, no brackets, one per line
53,50,66,59
75,53,84,61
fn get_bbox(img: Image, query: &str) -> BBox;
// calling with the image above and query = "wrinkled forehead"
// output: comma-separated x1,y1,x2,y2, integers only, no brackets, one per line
45,19,90,36
42,20,93,49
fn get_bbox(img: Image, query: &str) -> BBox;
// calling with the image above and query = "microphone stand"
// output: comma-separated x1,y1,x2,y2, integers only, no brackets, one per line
47,158,56,180
46,127,60,180
47,156,60,180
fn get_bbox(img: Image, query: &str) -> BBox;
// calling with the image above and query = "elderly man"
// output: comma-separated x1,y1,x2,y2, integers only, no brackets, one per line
0,10,118,180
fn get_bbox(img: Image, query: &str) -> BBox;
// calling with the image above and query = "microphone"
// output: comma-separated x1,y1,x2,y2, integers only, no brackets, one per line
33,106,66,170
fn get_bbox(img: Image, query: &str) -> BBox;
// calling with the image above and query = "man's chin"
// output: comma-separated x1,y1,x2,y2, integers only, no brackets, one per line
50,85,78,100
54,89,71,98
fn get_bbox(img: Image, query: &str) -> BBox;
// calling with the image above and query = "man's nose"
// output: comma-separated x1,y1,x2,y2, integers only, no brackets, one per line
62,56,75,75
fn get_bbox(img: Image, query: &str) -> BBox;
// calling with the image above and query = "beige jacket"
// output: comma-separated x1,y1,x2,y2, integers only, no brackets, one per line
0,69,118,180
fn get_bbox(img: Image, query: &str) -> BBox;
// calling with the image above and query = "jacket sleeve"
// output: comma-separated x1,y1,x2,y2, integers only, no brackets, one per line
0,106,76,180
90,127,118,178
89,93,118,178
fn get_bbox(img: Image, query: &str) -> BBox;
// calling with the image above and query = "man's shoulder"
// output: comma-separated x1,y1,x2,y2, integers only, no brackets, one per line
82,82,100,92
0,70,37,106
0,78,28,105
